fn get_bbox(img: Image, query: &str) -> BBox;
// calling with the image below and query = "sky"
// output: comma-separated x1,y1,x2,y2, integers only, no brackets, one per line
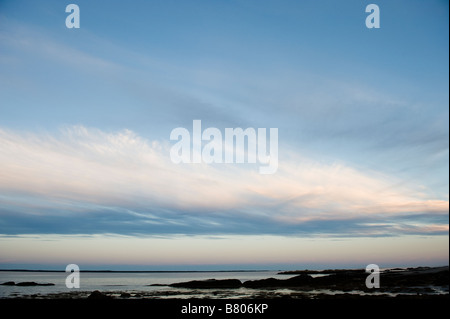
0,0,448,270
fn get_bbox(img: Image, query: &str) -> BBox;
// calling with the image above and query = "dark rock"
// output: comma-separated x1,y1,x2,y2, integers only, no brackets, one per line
243,274,314,288
170,279,242,289
87,290,112,299
275,266,450,292
120,292,131,298
148,284,168,286
1,281,15,286
286,274,314,285
279,269,365,275
16,282,55,286
278,270,321,275
243,277,280,288
16,282,39,286
381,267,449,288
313,272,367,289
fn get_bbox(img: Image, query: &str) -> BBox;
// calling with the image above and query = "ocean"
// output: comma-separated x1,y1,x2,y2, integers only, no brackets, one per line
0,270,289,299
2,268,446,299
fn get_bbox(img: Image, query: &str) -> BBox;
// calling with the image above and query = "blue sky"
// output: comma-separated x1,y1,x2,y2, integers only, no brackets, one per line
0,0,448,269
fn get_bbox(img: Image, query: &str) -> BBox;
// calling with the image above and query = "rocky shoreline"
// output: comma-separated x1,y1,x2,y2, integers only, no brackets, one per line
1,266,448,299
160,266,449,291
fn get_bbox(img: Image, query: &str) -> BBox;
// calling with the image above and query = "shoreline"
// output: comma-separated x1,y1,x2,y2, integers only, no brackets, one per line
1,266,448,300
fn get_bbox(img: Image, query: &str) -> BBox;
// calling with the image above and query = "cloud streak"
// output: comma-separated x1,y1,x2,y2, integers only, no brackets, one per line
0,126,447,237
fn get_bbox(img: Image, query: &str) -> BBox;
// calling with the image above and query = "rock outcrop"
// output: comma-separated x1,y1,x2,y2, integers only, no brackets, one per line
170,279,242,289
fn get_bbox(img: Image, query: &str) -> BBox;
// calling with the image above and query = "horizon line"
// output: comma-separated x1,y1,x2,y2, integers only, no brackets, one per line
0,269,276,273
1,265,447,273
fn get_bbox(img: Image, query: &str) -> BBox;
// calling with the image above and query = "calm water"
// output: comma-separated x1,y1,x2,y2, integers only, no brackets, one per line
0,271,289,298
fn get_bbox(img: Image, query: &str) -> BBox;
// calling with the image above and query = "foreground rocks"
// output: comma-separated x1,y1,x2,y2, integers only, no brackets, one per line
248,266,449,291
87,290,112,299
166,266,449,293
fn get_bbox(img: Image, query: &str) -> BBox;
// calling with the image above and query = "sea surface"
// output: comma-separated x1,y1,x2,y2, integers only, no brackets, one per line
0,270,291,298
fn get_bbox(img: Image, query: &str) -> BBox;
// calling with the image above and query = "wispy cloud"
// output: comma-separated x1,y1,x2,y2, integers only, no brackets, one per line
0,125,447,237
